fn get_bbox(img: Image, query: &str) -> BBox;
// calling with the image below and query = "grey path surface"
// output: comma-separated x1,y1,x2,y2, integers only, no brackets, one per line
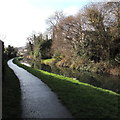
7,59,73,118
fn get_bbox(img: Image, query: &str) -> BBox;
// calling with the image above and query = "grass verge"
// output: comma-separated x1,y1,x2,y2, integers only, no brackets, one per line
13,59,120,119
2,60,21,118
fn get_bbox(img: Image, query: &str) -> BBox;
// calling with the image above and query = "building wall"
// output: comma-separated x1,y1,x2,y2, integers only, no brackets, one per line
0,40,2,80
0,40,3,120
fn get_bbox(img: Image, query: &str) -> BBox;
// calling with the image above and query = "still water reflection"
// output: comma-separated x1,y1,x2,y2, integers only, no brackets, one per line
40,64,120,93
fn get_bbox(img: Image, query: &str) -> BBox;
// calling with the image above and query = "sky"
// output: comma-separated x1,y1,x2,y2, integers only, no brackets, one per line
0,0,118,47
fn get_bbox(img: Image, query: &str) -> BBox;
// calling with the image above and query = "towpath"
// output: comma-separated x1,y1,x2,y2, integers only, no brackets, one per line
7,59,73,118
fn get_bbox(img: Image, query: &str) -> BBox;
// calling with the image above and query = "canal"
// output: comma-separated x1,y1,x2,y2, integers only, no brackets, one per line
21,60,120,94
41,64,120,94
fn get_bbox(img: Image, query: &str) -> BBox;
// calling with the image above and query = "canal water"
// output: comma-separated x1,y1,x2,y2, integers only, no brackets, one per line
40,64,120,94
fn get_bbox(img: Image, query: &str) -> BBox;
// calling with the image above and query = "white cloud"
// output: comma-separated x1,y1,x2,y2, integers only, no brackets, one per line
85,0,118,1
26,0,118,2
0,0,54,47
0,0,81,47
63,6,80,16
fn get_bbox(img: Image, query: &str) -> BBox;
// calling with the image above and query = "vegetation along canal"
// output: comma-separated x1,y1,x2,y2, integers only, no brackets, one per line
39,63,120,94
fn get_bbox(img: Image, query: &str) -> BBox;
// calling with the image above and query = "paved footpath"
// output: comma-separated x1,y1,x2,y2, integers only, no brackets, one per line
8,59,73,118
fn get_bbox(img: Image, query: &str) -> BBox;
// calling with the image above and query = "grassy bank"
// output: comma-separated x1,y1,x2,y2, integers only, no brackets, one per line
13,59,120,119
2,60,21,118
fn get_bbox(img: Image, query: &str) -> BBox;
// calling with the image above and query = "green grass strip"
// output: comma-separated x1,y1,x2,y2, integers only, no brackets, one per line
13,59,120,119
2,60,21,118
41,58,56,64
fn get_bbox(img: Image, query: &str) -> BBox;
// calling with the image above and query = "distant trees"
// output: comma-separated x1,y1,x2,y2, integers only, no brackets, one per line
4,45,17,59
46,2,120,63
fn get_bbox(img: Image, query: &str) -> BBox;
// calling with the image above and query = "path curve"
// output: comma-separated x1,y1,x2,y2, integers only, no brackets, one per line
7,59,73,118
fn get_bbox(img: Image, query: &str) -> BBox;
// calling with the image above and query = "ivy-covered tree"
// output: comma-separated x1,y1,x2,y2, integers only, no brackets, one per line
26,33,52,68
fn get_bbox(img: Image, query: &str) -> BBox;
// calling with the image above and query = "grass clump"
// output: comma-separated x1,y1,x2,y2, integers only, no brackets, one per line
13,59,120,119
41,58,56,65
2,60,21,118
